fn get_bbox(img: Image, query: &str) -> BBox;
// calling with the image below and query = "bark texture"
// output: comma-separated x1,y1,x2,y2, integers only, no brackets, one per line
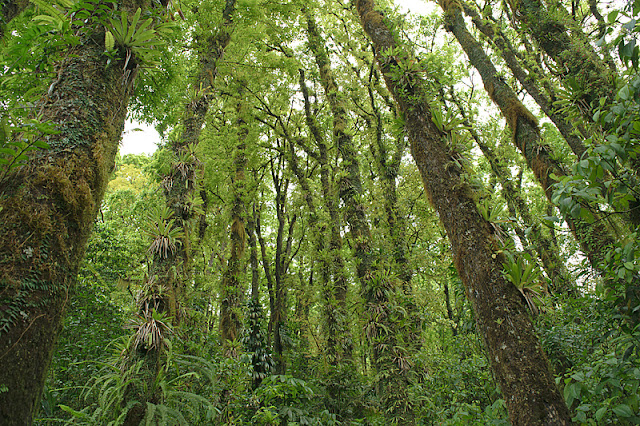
161,0,236,320
462,2,588,159
299,70,353,365
509,0,617,119
0,1,154,422
355,0,571,423
441,0,616,273
219,86,248,356
0,0,29,39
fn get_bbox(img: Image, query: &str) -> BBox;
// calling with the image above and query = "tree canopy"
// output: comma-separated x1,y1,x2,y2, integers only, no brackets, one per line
1,0,640,424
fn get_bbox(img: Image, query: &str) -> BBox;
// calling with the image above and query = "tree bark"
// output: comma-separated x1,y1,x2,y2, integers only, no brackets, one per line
462,2,588,159
160,0,236,321
509,0,617,120
441,0,616,274
299,70,354,365
0,1,156,423
0,0,29,39
219,85,249,357
355,0,571,423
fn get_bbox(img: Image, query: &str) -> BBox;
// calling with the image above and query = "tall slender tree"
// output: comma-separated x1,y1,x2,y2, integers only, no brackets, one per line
355,0,570,423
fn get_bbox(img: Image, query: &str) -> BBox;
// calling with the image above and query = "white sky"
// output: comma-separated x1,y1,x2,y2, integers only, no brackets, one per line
119,0,432,156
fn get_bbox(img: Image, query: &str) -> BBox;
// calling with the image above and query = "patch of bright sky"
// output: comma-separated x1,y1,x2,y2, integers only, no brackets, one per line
120,0,435,156
120,119,161,156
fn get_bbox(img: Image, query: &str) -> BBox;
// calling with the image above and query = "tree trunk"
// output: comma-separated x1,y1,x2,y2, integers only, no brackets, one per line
219,85,249,357
0,0,29,39
441,0,616,274
462,2,588,159
160,0,236,321
355,1,571,423
299,70,353,365
0,1,156,422
509,0,617,119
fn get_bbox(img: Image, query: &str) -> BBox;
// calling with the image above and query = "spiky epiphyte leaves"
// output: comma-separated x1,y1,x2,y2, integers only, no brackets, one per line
502,252,546,315
142,205,184,259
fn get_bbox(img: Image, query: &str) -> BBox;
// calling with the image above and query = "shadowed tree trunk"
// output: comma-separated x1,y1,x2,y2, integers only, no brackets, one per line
0,0,29,39
355,0,571,423
0,1,160,423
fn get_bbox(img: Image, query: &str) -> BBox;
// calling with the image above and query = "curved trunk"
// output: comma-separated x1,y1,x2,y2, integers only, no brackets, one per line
0,1,156,422
161,0,236,321
355,0,570,423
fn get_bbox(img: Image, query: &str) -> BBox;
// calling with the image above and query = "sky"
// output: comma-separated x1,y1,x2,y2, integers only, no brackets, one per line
119,0,432,156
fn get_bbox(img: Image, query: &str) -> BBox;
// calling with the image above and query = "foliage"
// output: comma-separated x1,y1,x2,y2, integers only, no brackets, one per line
253,375,338,425
536,296,640,424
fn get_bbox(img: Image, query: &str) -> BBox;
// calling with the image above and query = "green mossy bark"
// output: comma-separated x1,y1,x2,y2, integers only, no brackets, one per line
462,2,588,159
0,0,29,39
442,2,617,275
356,0,571,423
0,31,136,426
307,9,417,423
299,70,354,366
159,0,236,322
512,0,617,119
220,87,248,357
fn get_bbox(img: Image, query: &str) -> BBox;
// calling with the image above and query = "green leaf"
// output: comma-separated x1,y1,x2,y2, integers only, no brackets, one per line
105,30,115,52
596,406,608,421
58,404,90,419
613,404,633,417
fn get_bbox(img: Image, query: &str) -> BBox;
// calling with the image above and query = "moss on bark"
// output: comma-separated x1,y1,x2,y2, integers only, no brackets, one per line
355,0,571,423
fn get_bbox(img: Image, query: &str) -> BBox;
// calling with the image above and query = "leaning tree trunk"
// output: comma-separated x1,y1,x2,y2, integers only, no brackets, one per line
0,1,157,423
462,2,588,159
509,0,617,120
441,0,617,275
448,89,574,294
355,0,571,424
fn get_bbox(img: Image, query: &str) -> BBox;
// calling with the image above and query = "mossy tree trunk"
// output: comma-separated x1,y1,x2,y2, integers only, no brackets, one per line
508,0,617,119
299,70,353,366
448,89,574,294
159,0,236,321
462,2,588,159
355,0,571,423
441,0,617,275
219,85,249,358
0,0,29,39
0,1,156,423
